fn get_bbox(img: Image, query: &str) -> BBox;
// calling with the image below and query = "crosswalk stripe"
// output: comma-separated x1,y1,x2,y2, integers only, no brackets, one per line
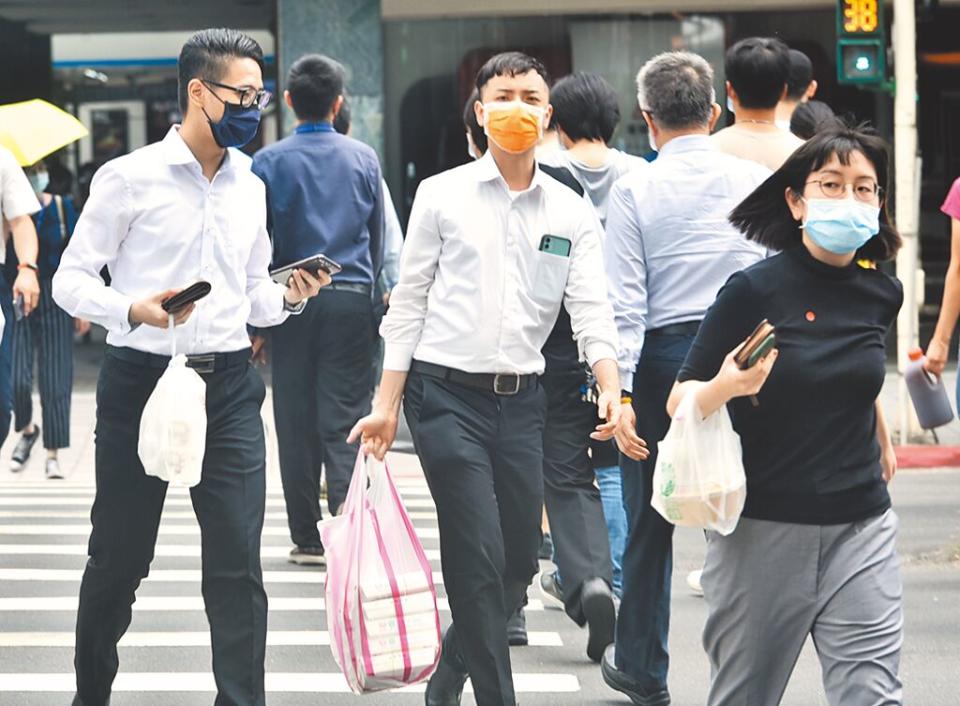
0,596,544,612
0,524,441,539
0,630,563,648
0,568,445,585
0,509,437,520
0,543,443,561
0,671,579,693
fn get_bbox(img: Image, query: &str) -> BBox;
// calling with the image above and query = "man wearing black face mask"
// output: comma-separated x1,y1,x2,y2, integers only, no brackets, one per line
52,28,328,706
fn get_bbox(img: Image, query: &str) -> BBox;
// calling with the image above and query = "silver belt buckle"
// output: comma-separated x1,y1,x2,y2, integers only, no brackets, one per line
493,372,521,396
186,353,217,374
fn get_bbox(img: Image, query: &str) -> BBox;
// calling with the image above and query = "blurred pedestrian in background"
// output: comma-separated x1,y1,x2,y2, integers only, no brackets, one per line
775,48,818,131
924,176,960,392
673,126,902,706
712,37,804,170
0,144,41,454
601,51,770,706
7,159,89,479
252,54,384,566
790,99,840,140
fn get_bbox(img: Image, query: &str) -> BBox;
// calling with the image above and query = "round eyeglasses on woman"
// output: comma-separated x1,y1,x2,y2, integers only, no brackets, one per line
201,79,272,110
805,178,883,204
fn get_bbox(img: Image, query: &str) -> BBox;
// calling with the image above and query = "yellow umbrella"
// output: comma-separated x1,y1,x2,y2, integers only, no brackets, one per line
0,99,89,167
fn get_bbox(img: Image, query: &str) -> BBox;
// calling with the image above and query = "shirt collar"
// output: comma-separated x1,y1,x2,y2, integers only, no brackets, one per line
161,125,236,173
475,150,547,194
657,133,714,158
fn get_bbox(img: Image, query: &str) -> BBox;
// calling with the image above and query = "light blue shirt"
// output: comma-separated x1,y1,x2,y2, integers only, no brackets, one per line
604,134,771,390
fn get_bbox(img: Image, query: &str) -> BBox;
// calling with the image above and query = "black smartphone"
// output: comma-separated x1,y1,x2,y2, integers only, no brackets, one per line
270,254,342,285
12,294,24,322
161,281,212,314
539,234,572,258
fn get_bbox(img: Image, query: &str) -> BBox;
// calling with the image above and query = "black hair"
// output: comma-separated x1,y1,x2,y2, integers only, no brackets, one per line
287,54,345,122
475,51,550,98
550,72,621,143
789,100,840,140
333,100,351,135
463,88,488,154
725,36,790,110
729,125,901,262
786,49,814,101
178,28,264,115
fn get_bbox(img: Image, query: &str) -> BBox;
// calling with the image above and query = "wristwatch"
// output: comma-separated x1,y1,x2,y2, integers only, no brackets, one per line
283,298,306,314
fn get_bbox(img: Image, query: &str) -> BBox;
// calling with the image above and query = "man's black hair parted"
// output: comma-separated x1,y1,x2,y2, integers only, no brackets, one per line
177,28,264,115
725,36,791,110
550,72,621,144
729,125,901,262
786,49,814,101
475,52,550,96
463,89,488,154
288,54,345,122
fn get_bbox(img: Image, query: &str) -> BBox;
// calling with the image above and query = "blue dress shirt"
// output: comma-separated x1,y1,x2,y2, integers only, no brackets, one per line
251,126,384,285
604,134,771,390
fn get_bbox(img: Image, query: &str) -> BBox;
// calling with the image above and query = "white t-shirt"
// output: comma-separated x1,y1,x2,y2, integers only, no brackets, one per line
0,145,42,267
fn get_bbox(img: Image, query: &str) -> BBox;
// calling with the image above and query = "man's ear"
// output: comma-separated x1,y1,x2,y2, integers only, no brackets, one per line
725,80,735,100
284,90,294,110
707,103,722,132
331,94,345,119
805,80,818,101
187,77,206,113
474,100,485,129
543,104,553,131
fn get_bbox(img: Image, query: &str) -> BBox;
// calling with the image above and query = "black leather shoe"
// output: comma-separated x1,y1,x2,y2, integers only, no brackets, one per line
424,654,468,706
581,577,616,662
601,645,671,706
507,605,529,646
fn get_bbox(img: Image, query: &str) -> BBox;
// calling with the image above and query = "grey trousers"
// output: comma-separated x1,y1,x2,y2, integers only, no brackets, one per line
702,510,903,706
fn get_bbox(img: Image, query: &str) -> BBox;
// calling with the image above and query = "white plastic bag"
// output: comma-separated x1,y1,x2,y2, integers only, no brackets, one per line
651,390,746,536
137,314,207,488
319,451,441,693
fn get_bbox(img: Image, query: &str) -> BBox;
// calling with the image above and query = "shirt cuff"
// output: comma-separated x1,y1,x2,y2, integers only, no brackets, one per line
107,291,136,336
583,340,618,370
283,298,306,315
382,341,416,372
619,367,635,394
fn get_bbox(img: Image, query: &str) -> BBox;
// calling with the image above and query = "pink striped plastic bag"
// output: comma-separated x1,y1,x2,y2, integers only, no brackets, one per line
319,451,441,693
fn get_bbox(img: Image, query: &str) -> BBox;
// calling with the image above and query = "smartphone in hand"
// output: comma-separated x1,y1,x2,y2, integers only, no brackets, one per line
13,294,24,322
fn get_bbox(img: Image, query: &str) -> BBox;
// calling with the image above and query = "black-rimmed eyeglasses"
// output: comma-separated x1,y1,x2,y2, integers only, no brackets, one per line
202,79,272,110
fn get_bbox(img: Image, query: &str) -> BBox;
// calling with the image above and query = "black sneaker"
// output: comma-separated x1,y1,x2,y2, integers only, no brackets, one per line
539,569,565,610
601,645,671,706
288,545,325,566
581,577,616,663
506,605,528,646
11,426,40,472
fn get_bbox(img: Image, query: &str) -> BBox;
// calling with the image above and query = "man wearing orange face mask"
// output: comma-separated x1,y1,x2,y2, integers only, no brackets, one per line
350,52,637,706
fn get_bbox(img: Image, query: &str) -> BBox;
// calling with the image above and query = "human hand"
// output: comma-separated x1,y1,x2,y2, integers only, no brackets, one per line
129,288,195,328
284,269,331,306
13,268,39,316
250,334,267,365
74,318,91,336
590,388,622,441
924,338,949,377
609,402,649,461
881,438,897,484
347,408,399,460
714,343,779,402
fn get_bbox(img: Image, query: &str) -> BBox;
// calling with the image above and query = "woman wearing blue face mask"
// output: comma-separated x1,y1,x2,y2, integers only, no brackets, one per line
659,126,904,705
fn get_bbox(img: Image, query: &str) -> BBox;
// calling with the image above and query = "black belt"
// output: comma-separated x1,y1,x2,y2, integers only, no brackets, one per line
647,321,701,337
410,360,539,396
106,345,251,375
326,282,372,296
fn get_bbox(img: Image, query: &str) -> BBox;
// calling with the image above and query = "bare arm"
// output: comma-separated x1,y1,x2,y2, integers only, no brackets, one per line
666,345,779,419
876,398,897,483
8,214,40,315
926,217,960,375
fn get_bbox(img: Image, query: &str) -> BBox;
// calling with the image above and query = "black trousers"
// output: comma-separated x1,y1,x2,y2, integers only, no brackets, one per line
73,350,268,706
541,370,614,623
271,289,374,547
403,368,546,706
13,277,74,449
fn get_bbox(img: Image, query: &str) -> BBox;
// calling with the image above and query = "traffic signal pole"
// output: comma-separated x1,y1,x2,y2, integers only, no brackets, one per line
893,0,922,442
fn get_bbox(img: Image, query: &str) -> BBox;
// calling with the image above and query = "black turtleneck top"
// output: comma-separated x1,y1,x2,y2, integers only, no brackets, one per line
677,245,903,525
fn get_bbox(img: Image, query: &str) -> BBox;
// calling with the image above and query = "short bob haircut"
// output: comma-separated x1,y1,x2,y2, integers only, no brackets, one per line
729,125,901,262
550,72,621,143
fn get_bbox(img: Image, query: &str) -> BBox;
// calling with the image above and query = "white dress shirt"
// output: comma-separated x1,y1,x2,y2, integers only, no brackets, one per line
0,145,41,341
381,151,618,376
605,134,771,390
53,127,290,356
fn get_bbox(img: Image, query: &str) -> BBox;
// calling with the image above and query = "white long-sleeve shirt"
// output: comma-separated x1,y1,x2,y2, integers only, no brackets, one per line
380,151,618,376
53,126,290,356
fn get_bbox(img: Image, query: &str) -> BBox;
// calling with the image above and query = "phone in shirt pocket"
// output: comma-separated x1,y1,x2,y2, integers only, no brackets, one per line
539,234,572,257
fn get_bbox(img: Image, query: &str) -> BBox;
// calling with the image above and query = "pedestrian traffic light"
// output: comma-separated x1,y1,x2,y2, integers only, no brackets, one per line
836,0,887,86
